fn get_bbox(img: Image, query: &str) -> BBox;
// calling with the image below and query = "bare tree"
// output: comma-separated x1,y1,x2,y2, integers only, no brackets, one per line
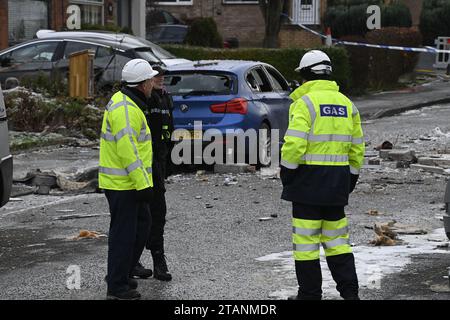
259,0,289,48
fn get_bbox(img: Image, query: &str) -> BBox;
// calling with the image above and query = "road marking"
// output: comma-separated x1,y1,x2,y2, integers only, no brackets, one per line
0,194,104,219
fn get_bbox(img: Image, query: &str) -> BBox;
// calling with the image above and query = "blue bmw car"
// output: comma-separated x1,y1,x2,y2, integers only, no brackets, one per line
165,60,294,165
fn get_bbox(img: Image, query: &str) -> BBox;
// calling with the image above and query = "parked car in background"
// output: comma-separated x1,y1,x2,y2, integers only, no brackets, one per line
147,9,183,25
0,84,12,208
0,30,189,90
165,60,293,165
147,24,188,45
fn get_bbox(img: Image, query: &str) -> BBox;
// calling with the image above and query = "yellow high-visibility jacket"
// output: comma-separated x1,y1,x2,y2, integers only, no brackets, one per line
99,90,153,191
281,80,365,206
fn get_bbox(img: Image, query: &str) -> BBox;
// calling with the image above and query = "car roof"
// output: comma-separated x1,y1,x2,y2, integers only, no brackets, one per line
167,60,269,73
35,30,175,54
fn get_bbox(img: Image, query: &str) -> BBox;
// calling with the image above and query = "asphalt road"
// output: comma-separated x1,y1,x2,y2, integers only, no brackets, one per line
0,104,449,300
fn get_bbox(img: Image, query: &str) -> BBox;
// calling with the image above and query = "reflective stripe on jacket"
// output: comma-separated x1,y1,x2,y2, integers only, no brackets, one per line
280,80,365,205
99,91,153,191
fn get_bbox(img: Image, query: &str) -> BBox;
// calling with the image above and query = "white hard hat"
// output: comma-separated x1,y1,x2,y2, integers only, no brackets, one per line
122,59,159,86
295,50,332,75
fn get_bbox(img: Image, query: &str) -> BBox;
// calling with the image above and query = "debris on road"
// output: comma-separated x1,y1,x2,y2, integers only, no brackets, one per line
375,141,394,151
411,164,448,175
387,149,417,162
259,217,274,222
223,177,238,186
368,221,428,246
12,167,99,195
417,154,450,167
9,197,23,202
214,163,253,174
368,210,383,216
55,213,109,221
70,230,107,240
370,221,399,246
259,168,280,179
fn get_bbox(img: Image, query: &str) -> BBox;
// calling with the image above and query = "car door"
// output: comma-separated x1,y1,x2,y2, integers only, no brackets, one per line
0,41,61,88
262,65,292,140
245,66,285,140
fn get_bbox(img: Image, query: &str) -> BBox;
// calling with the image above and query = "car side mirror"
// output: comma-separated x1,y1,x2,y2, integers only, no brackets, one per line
289,80,300,92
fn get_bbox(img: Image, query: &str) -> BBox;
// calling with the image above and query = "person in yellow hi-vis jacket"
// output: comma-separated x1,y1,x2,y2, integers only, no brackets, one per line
280,50,365,300
99,59,158,300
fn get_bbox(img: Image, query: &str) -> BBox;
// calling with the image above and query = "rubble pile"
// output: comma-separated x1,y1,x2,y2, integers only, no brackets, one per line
12,167,99,196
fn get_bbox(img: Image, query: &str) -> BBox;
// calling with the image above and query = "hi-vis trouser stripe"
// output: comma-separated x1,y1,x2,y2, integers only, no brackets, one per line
293,217,352,261
281,95,364,170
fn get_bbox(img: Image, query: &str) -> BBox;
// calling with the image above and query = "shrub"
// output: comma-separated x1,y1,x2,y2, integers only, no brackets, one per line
162,45,351,93
21,71,68,97
325,0,412,38
366,27,422,88
185,18,223,48
4,88,103,139
420,0,450,45
339,35,370,92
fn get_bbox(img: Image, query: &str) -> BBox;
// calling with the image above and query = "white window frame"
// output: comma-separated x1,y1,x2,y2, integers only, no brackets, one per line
291,0,321,25
69,0,104,5
155,0,193,5
222,0,259,4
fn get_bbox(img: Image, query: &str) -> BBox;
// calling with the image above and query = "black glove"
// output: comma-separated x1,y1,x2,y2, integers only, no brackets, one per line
350,174,359,193
136,187,153,203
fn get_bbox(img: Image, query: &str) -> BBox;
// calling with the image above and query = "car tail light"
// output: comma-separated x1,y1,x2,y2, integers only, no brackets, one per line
210,98,248,115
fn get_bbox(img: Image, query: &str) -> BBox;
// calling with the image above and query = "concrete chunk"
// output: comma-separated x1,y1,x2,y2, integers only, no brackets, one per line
214,163,250,174
410,164,447,175
387,149,416,162
418,154,450,168
379,150,391,160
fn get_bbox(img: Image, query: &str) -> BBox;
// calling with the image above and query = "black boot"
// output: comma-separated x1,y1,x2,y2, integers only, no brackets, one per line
104,276,138,290
106,289,141,300
152,251,172,281
130,261,153,279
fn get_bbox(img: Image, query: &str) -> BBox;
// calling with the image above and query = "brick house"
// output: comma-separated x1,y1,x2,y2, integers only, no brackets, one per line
151,0,328,48
0,0,147,50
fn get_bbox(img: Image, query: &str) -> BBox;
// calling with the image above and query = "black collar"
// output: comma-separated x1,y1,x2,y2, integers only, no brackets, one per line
121,86,148,110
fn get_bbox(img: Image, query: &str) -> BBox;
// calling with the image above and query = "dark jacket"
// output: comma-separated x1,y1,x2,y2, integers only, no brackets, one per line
143,88,174,191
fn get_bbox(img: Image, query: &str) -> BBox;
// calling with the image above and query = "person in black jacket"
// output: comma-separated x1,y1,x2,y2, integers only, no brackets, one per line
131,64,174,281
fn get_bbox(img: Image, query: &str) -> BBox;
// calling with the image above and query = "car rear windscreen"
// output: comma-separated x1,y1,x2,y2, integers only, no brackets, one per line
165,73,235,96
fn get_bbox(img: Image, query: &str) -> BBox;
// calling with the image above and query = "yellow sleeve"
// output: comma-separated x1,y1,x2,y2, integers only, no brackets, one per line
348,104,365,174
281,99,312,169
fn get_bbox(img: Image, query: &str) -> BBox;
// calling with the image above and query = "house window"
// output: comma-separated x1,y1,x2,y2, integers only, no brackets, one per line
292,0,321,25
69,0,104,25
222,0,259,4
155,0,193,5
8,0,49,45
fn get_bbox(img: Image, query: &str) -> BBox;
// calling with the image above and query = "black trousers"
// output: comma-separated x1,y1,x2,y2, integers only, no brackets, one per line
105,190,151,294
293,203,359,300
146,188,167,253
145,143,169,254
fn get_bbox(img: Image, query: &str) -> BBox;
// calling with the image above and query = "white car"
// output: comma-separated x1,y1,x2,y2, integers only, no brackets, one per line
36,30,190,67
0,84,12,207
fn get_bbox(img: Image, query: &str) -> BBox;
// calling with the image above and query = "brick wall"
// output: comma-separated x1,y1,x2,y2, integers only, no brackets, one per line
155,1,265,47
50,0,69,31
279,25,323,48
0,1,8,50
